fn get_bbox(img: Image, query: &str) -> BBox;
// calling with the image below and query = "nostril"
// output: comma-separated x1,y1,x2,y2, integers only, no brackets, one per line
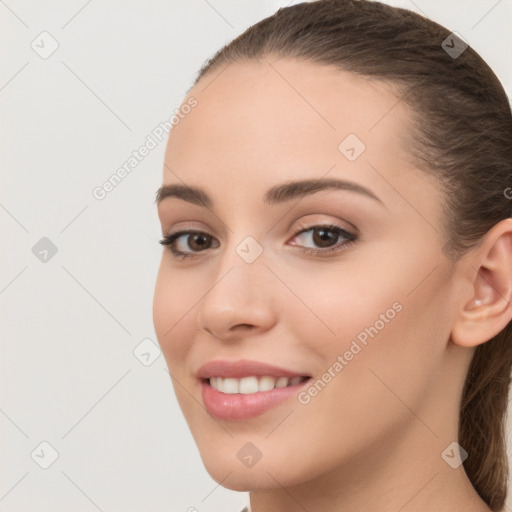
235,324,253,330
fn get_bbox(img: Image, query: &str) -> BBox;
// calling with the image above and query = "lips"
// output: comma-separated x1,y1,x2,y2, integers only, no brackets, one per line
196,359,312,420
196,358,311,380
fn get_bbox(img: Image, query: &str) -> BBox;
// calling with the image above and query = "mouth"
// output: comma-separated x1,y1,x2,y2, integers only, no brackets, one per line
200,374,312,421
196,359,313,420
203,375,311,394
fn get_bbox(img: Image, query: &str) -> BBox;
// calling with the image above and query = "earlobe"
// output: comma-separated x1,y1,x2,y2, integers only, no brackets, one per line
450,218,512,349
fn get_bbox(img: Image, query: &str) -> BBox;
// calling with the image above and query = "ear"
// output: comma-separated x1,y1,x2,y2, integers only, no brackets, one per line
451,218,512,348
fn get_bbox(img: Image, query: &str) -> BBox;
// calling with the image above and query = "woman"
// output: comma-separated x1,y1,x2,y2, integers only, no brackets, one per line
153,1,512,510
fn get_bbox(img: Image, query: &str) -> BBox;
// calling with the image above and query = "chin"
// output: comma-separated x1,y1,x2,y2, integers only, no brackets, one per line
202,461,281,492
198,445,314,492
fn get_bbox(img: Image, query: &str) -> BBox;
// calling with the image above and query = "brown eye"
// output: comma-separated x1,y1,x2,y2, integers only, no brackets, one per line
311,227,340,248
160,224,357,260
159,230,219,258
186,233,213,251
290,224,356,256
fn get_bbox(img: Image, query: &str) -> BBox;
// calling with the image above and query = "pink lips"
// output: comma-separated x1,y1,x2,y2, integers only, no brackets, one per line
196,358,309,379
197,359,311,421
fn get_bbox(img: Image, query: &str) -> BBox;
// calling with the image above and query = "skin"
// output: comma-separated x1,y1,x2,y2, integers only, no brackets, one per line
153,58,512,512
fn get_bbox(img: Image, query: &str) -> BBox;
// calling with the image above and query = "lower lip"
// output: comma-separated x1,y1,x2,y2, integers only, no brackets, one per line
201,379,311,421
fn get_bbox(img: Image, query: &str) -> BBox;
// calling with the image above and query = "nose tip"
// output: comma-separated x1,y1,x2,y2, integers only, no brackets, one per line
196,249,278,340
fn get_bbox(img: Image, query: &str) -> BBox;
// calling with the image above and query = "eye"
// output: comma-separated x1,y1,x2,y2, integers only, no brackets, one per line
288,224,357,257
159,224,357,260
159,230,218,260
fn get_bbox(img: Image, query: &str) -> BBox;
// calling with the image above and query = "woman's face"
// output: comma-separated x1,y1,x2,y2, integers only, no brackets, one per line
153,58,468,490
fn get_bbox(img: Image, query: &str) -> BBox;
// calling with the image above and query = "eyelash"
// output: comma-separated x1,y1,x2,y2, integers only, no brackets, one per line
159,224,357,260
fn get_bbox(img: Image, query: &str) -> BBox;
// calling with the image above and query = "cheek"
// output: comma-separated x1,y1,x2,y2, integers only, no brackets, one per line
286,245,450,405
153,264,195,365
308,266,453,429
287,261,402,348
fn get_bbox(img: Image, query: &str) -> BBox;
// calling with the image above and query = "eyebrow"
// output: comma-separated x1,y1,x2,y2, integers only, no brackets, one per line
155,178,384,208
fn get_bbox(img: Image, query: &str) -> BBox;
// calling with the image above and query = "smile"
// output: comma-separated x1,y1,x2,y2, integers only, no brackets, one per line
207,375,309,394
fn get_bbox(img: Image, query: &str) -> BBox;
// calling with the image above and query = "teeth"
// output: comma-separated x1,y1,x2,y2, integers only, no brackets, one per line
259,376,276,391
208,376,308,394
239,376,259,394
213,376,223,392
275,377,289,388
289,376,303,386
222,378,239,394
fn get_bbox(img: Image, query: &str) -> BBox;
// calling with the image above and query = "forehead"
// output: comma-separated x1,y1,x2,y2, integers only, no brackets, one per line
162,58,428,214
168,58,407,153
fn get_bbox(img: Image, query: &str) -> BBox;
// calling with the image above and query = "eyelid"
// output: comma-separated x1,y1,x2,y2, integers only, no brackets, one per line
159,220,357,260
291,218,357,239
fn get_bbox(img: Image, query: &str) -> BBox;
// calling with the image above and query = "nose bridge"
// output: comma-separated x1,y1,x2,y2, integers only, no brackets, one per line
205,232,268,306
197,230,277,337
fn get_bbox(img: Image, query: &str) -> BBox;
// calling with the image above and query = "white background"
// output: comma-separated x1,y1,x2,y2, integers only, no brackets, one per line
1,1,511,511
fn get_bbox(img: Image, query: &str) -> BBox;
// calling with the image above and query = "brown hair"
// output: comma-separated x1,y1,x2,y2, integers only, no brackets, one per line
190,1,512,509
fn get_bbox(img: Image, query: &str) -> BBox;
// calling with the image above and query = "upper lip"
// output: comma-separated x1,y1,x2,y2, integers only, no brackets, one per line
196,359,311,379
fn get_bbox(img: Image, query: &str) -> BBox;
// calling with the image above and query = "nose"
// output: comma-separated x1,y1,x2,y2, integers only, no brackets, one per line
197,249,278,341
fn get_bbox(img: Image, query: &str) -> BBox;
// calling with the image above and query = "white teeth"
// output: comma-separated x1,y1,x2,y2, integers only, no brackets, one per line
222,378,239,394
239,376,259,394
209,375,308,394
275,377,289,388
259,376,276,391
